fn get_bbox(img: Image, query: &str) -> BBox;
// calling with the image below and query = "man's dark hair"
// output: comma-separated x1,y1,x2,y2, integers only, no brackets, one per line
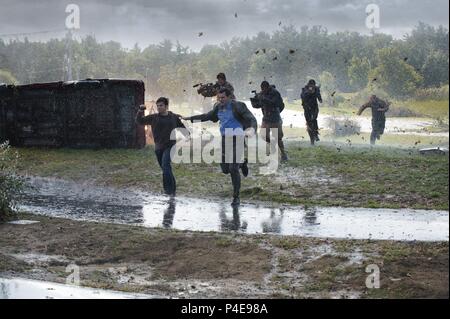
218,88,232,97
261,81,270,89
156,97,169,106
217,73,226,81
308,79,316,86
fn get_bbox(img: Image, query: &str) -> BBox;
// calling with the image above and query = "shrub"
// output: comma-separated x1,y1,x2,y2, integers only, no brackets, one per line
0,141,23,222
414,85,449,101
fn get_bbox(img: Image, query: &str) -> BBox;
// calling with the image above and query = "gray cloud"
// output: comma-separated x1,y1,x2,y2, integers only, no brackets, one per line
0,0,448,50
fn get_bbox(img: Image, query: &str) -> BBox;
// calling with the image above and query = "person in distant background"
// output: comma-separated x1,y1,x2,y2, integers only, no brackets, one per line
301,79,322,145
357,95,390,145
214,73,236,100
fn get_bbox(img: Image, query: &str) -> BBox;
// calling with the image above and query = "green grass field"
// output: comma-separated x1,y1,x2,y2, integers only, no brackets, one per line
13,140,449,210
284,96,449,120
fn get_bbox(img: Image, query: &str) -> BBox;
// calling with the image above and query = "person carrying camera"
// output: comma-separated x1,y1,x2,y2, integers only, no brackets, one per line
214,73,236,100
251,81,288,162
301,79,322,145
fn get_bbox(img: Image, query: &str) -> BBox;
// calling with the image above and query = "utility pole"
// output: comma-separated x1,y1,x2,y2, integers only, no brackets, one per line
64,30,73,81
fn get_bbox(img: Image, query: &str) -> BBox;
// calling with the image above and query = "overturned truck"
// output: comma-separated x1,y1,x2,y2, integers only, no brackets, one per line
0,79,146,148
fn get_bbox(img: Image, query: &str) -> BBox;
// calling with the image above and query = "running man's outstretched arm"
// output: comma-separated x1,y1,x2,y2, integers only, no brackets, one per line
317,88,323,104
135,108,155,125
182,106,218,123
357,103,370,116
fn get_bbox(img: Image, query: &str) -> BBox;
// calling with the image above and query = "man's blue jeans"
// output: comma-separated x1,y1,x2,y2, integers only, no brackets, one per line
155,147,176,195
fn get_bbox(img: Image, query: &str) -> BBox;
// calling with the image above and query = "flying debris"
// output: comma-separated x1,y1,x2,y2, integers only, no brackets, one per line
248,81,253,85
372,78,377,82
272,56,278,61
331,91,336,97
404,57,409,62
198,32,204,37
235,13,238,18
289,49,296,54
255,50,260,55
262,48,266,54
279,21,282,26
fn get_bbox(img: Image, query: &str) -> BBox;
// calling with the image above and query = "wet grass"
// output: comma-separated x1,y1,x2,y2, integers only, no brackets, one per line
12,139,449,210
405,100,449,119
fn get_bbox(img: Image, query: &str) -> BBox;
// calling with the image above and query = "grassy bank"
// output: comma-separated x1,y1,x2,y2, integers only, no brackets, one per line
13,141,449,210
0,213,447,299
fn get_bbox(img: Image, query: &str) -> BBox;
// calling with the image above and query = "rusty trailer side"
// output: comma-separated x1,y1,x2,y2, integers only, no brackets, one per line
0,79,146,148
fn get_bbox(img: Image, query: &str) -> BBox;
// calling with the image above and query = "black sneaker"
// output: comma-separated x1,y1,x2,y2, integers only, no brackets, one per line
231,196,240,206
281,153,289,162
315,135,320,142
241,159,249,177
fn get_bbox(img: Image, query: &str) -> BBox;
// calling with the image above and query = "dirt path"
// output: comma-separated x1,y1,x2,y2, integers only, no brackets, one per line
1,213,448,299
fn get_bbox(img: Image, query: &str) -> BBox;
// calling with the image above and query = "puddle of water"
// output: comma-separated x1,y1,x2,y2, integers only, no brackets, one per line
18,177,449,242
0,278,154,299
8,220,40,225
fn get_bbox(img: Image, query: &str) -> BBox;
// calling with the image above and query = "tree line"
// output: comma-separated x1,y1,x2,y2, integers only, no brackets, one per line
1,22,448,104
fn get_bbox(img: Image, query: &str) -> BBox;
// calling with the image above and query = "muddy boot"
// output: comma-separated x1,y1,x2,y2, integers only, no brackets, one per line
231,196,240,206
370,131,377,145
240,159,249,177
309,132,315,146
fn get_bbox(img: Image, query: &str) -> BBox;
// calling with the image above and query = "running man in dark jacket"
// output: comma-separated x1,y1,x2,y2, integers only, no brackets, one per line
183,88,257,206
301,79,322,145
136,97,188,196
357,95,390,145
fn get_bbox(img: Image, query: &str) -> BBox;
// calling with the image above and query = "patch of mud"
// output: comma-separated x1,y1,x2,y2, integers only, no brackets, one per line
8,220,40,225
8,253,69,267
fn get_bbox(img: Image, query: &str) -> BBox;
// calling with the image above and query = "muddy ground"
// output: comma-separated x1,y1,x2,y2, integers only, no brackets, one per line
0,213,448,299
